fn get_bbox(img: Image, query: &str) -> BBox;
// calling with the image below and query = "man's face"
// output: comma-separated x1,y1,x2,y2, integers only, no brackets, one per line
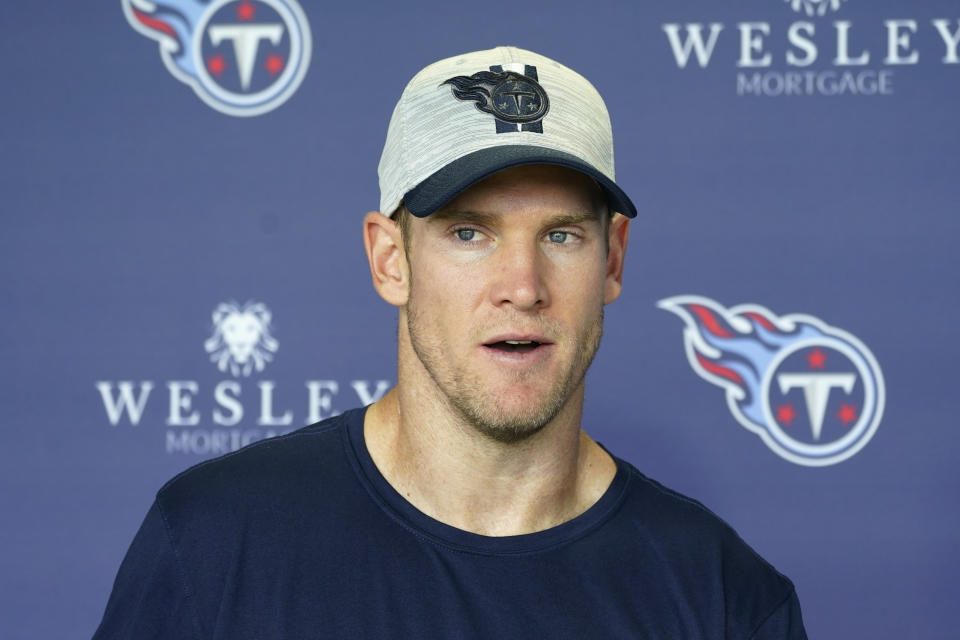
400,165,626,442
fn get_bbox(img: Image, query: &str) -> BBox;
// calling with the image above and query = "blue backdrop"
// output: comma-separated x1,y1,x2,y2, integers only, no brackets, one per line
2,1,958,637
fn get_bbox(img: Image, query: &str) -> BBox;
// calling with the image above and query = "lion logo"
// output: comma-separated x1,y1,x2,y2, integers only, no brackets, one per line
204,301,278,377
784,0,847,17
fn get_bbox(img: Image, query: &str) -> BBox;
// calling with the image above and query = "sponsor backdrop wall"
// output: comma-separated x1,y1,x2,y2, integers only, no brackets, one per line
2,0,957,637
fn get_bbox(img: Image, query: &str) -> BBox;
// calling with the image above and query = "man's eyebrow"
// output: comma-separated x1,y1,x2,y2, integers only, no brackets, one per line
427,209,499,226
543,211,602,227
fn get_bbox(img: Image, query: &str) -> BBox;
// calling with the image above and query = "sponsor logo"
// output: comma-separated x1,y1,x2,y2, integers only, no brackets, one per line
122,0,312,116
661,1,959,97
659,295,884,466
96,301,389,455
204,301,278,377
785,0,846,18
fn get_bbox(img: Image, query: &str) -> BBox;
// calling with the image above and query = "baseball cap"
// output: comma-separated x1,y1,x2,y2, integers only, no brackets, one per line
378,46,637,219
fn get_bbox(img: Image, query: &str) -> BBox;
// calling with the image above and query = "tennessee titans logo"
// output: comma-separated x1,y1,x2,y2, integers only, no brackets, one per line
122,0,312,117
444,65,548,133
659,295,884,466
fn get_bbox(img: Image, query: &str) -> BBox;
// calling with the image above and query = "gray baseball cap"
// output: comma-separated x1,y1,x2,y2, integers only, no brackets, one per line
378,46,637,219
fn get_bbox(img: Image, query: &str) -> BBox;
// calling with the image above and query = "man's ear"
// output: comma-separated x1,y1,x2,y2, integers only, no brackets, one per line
363,211,409,307
604,214,630,305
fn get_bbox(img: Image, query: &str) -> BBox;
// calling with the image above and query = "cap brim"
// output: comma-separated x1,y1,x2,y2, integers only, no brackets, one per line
404,145,637,218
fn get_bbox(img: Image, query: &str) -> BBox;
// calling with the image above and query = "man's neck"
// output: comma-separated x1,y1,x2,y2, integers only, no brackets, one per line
363,386,616,537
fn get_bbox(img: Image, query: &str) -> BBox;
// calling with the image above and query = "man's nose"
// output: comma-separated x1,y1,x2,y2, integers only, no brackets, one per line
487,240,550,311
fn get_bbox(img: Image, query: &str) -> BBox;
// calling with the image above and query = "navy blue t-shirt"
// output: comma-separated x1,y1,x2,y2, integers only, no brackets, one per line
94,408,806,639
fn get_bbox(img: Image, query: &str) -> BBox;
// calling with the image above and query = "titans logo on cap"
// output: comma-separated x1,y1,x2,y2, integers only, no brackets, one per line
122,0,312,117
659,295,885,467
443,65,549,133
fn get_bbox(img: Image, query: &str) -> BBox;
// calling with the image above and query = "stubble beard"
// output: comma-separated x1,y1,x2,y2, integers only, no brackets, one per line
405,301,604,444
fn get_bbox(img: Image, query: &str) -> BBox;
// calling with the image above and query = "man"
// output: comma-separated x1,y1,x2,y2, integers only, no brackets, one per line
95,47,807,639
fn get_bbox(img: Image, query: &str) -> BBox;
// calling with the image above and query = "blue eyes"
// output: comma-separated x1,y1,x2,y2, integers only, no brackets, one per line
453,229,572,244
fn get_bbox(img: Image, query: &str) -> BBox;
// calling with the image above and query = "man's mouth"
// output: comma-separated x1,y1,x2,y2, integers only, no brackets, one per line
484,340,544,353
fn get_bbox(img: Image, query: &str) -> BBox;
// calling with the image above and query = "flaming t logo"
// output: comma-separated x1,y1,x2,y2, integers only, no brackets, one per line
122,0,311,117
443,64,549,133
659,295,884,466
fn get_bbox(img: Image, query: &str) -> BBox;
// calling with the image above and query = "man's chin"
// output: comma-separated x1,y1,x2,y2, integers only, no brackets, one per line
467,415,552,444
452,394,566,444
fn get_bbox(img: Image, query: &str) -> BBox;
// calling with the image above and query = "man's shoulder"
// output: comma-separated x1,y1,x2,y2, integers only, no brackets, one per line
619,462,741,540
155,410,359,522
616,460,795,589
610,461,801,635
